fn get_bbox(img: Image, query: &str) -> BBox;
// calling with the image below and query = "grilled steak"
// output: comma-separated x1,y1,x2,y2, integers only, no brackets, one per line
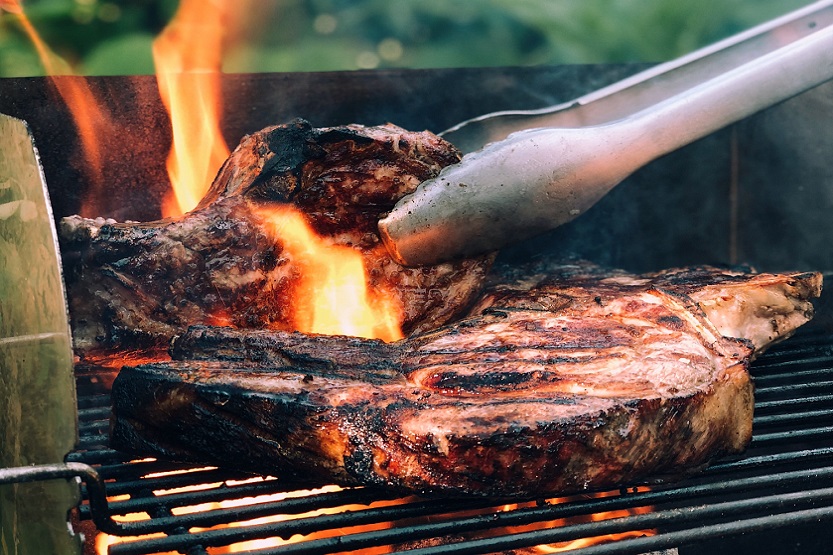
110,263,822,497
60,120,494,353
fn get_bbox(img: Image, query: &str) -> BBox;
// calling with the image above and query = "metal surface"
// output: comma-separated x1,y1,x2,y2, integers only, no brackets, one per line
0,462,121,536
378,1,833,267
68,325,833,555
0,114,80,554
440,0,833,154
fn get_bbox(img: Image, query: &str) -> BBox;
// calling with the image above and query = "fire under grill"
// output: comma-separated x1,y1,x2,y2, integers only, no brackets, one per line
61,323,833,555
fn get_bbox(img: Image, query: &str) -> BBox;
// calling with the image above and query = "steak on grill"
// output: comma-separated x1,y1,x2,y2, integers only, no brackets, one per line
110,263,822,497
60,120,494,354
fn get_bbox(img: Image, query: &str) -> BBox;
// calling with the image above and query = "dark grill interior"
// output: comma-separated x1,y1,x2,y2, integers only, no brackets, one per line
68,323,833,555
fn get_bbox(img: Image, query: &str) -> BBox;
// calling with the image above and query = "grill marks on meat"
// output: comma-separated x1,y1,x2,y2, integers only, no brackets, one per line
60,120,493,353
110,264,822,497
472,261,822,352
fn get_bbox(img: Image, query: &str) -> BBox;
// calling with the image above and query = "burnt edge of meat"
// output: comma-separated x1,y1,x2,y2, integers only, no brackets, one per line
171,325,407,383
109,355,753,497
246,119,327,202
61,121,493,353
109,363,358,488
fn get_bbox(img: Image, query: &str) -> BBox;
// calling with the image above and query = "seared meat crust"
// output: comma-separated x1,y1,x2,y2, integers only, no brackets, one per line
61,120,493,353
110,264,822,497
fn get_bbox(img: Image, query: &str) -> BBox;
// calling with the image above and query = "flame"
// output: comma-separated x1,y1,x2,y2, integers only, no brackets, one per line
152,0,230,217
94,467,397,555
258,205,404,342
0,1,22,13
6,0,230,217
207,484,400,554
94,463,224,554
4,0,113,214
497,488,656,553
92,459,653,554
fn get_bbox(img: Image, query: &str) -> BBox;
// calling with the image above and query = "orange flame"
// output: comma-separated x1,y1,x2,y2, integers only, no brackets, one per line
209,483,401,553
4,0,112,214
498,488,656,553
95,471,654,555
0,1,22,14
94,464,225,555
258,205,404,342
152,0,230,217
95,476,398,555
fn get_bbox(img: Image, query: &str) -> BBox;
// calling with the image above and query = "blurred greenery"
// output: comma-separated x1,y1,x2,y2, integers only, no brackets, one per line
0,0,813,77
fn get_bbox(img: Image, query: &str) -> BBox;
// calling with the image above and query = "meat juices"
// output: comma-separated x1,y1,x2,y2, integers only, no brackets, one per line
110,262,822,497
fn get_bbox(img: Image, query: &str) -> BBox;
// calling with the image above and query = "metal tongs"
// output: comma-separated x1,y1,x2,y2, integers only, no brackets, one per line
379,1,833,266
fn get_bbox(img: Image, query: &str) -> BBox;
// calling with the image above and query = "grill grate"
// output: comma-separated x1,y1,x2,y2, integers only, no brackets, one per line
69,326,833,555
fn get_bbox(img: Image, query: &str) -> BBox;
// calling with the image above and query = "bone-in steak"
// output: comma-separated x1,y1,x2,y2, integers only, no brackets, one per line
60,120,494,354
110,262,822,497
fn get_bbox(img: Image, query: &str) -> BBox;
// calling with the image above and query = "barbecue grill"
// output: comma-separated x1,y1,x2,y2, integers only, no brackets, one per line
1,65,833,554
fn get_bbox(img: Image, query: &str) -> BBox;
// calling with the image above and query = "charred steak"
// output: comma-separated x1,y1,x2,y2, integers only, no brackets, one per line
110,263,822,497
60,120,493,353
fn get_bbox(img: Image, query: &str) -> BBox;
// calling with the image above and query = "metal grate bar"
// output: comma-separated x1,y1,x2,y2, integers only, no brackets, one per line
76,479,322,520
76,434,110,450
104,464,833,555
399,506,833,555
750,355,833,372
89,487,416,535
755,393,833,412
750,425,833,447
81,468,262,498
216,488,833,555
66,448,126,464
753,408,833,426
93,461,220,481
753,367,833,386
109,498,511,554
753,380,833,401
705,447,833,473
76,394,111,410
77,406,112,420
759,346,833,363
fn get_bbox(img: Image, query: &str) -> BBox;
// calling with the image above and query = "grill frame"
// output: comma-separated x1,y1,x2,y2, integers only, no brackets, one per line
61,324,833,555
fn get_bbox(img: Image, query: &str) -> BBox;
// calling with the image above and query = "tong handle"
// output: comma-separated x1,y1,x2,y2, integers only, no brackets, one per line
380,3,833,267
442,0,833,154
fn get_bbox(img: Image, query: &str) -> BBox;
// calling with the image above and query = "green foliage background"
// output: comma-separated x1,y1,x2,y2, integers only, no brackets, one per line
0,0,812,77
